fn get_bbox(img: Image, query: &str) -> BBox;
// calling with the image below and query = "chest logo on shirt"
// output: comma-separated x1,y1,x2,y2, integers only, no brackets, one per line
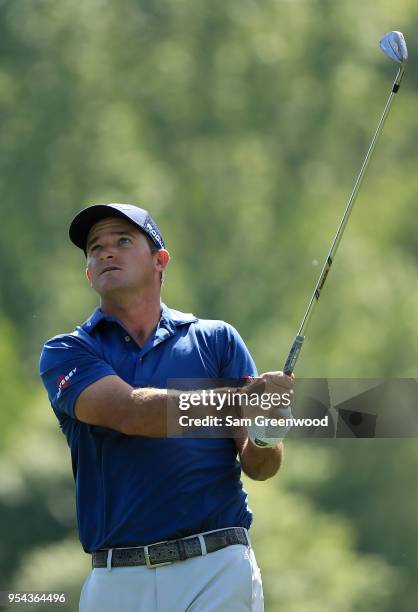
57,367,77,397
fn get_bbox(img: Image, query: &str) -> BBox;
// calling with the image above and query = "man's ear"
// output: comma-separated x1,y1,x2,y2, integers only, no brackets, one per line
155,249,170,271
85,267,93,288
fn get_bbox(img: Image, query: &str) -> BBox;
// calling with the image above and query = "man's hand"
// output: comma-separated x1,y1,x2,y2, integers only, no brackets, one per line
241,371,295,448
243,370,294,398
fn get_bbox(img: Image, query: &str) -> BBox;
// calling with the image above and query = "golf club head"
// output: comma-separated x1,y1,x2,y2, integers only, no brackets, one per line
379,31,408,64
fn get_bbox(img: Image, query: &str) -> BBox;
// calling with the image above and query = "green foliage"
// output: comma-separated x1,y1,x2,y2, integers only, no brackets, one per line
0,395,78,592
289,440,418,612
245,467,400,612
0,0,417,609
0,316,31,446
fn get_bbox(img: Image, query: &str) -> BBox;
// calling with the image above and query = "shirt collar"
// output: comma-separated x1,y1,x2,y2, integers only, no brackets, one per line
81,303,197,335
159,303,197,333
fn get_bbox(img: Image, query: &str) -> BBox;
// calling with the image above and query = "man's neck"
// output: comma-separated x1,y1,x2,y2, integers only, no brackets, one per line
100,294,162,347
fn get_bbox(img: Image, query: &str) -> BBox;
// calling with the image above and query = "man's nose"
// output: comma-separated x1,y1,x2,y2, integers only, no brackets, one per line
99,245,117,260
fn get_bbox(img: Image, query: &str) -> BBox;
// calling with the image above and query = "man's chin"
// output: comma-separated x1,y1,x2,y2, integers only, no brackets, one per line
94,280,138,297
94,280,127,295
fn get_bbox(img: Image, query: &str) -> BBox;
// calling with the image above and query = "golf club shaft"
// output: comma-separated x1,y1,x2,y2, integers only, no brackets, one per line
283,65,405,375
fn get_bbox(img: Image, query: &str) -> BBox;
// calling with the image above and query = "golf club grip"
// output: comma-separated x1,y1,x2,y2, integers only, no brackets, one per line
283,335,305,375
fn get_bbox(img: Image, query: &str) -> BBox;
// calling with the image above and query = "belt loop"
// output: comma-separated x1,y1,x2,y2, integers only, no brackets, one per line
198,534,207,556
243,528,251,548
106,549,113,572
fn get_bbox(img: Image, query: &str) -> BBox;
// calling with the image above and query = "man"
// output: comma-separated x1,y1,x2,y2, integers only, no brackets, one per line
39,203,294,611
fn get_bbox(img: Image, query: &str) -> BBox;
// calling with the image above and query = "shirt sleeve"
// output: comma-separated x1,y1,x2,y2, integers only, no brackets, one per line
39,332,117,419
218,323,258,379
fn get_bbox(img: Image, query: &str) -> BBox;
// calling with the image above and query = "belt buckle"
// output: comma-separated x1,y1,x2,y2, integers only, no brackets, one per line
143,544,172,569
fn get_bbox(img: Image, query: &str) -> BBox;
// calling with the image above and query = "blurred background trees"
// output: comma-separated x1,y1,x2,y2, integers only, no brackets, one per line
0,0,417,609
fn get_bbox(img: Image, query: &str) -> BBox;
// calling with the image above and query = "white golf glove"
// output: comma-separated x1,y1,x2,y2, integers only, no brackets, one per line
248,405,293,448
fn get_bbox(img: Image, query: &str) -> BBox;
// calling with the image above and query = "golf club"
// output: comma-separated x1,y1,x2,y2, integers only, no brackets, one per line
283,31,408,376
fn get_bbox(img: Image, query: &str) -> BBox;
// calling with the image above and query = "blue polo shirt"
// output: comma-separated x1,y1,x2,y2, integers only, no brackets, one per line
39,304,257,552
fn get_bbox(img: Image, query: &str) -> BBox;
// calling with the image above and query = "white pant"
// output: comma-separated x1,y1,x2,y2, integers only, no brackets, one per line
80,541,264,611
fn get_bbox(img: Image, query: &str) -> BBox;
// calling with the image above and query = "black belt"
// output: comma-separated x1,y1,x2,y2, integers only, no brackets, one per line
92,527,249,569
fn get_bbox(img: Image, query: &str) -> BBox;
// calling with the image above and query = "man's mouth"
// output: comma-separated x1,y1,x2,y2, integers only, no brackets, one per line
100,267,121,275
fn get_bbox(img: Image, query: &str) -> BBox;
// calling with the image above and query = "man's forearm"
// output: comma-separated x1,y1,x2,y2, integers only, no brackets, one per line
124,386,243,436
239,437,283,481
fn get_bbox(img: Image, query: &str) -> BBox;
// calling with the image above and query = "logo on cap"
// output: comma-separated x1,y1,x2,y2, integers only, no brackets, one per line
146,222,164,248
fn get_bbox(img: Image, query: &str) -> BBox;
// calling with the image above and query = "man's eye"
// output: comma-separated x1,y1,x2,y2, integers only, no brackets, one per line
89,244,100,253
119,237,131,245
